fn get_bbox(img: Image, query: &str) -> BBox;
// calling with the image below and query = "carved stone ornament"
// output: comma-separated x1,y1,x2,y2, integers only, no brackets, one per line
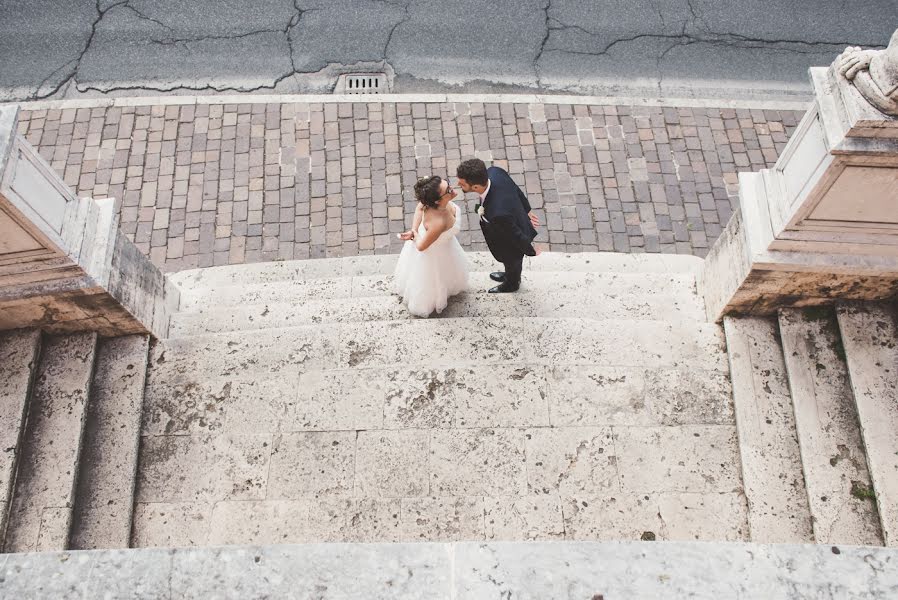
836,28,898,116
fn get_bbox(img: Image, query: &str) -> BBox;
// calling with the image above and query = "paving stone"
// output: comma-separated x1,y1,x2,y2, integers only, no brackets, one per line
284,369,386,431
136,434,271,503
266,431,355,499
546,366,653,426
205,500,312,545
525,427,617,496
399,496,485,542
142,376,297,436
354,430,429,498
384,366,550,429
645,368,734,425
658,492,749,541
19,103,801,266
614,425,741,494
429,429,526,496
562,494,665,541
483,495,565,541
131,501,214,547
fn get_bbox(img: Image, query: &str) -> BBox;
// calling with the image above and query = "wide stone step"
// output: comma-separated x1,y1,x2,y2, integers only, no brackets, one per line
2,333,97,553
778,307,882,546
2,541,896,599
170,273,705,337
836,302,898,547
141,363,734,436
0,329,41,538
136,313,736,546
132,422,743,547
146,318,728,387
70,335,150,550
176,270,701,313
168,251,704,289
723,316,813,543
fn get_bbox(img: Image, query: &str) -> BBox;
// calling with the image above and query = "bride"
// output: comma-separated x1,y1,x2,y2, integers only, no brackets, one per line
393,175,469,317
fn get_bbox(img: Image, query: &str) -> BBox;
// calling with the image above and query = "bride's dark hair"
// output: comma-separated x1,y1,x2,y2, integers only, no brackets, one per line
414,176,443,209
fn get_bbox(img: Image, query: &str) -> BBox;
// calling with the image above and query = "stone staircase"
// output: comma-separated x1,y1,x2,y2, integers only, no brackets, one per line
0,251,895,555
0,330,149,553
725,304,897,547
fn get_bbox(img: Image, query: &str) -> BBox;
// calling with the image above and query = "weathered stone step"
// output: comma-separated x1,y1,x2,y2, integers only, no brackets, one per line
2,333,97,553
168,251,705,289
778,308,882,546
142,363,734,436
723,316,814,543
176,270,701,313
836,302,898,547
146,318,728,387
0,329,41,539
3,541,896,599
170,276,705,337
132,423,743,547
70,335,150,550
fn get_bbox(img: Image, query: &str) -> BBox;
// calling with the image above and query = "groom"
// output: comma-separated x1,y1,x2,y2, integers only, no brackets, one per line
456,158,540,293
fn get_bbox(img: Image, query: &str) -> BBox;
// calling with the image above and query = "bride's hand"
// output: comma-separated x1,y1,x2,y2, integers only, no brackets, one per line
398,230,415,241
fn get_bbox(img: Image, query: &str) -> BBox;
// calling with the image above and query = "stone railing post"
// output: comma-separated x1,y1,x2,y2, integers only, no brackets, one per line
0,105,178,337
703,27,898,320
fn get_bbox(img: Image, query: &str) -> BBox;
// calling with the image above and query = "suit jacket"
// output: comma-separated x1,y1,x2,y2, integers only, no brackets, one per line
479,166,537,263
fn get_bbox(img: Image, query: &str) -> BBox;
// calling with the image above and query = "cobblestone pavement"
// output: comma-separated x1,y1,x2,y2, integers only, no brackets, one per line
17,100,802,272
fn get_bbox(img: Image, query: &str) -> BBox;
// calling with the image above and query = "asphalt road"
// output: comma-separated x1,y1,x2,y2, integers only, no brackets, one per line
0,0,895,102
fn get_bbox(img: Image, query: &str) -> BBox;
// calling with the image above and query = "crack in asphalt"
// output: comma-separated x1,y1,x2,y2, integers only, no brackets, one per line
382,0,413,68
119,3,174,33
14,0,889,102
26,0,128,101
533,0,553,90
540,0,883,69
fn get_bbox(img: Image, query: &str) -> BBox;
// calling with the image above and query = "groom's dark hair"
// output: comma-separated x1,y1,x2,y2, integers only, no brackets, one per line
456,159,488,186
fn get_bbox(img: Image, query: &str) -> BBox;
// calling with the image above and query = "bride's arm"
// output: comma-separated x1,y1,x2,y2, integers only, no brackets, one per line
400,203,424,240
415,220,447,252
411,203,424,234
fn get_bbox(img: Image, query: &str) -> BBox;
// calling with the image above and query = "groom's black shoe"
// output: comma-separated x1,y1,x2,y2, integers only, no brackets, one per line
490,271,506,282
489,282,519,293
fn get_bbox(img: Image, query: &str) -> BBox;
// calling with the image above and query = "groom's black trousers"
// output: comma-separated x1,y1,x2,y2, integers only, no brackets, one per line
504,256,523,287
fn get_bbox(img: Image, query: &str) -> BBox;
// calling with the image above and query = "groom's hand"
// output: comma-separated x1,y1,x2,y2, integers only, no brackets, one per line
528,211,540,228
533,245,542,256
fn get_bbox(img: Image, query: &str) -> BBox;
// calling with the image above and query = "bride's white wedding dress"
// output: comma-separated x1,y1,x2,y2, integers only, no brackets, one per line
393,202,469,317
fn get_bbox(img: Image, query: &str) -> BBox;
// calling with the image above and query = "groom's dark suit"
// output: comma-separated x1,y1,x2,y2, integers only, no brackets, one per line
480,166,537,288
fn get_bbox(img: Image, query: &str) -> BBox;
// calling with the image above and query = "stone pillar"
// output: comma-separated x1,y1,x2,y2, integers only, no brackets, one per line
0,106,178,337
703,29,898,321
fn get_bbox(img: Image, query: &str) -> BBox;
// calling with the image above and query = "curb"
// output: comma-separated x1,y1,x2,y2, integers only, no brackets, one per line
6,92,813,113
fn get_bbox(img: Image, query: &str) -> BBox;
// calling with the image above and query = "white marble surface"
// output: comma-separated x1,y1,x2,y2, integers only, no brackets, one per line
0,541,896,599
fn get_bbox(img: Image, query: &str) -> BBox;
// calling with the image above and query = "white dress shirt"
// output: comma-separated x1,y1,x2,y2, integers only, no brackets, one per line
479,178,491,202
478,179,491,223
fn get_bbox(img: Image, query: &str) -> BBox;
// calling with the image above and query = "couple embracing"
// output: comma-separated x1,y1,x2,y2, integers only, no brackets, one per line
393,158,541,317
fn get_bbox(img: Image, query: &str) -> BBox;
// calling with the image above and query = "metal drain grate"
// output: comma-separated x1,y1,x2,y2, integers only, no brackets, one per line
337,73,389,94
